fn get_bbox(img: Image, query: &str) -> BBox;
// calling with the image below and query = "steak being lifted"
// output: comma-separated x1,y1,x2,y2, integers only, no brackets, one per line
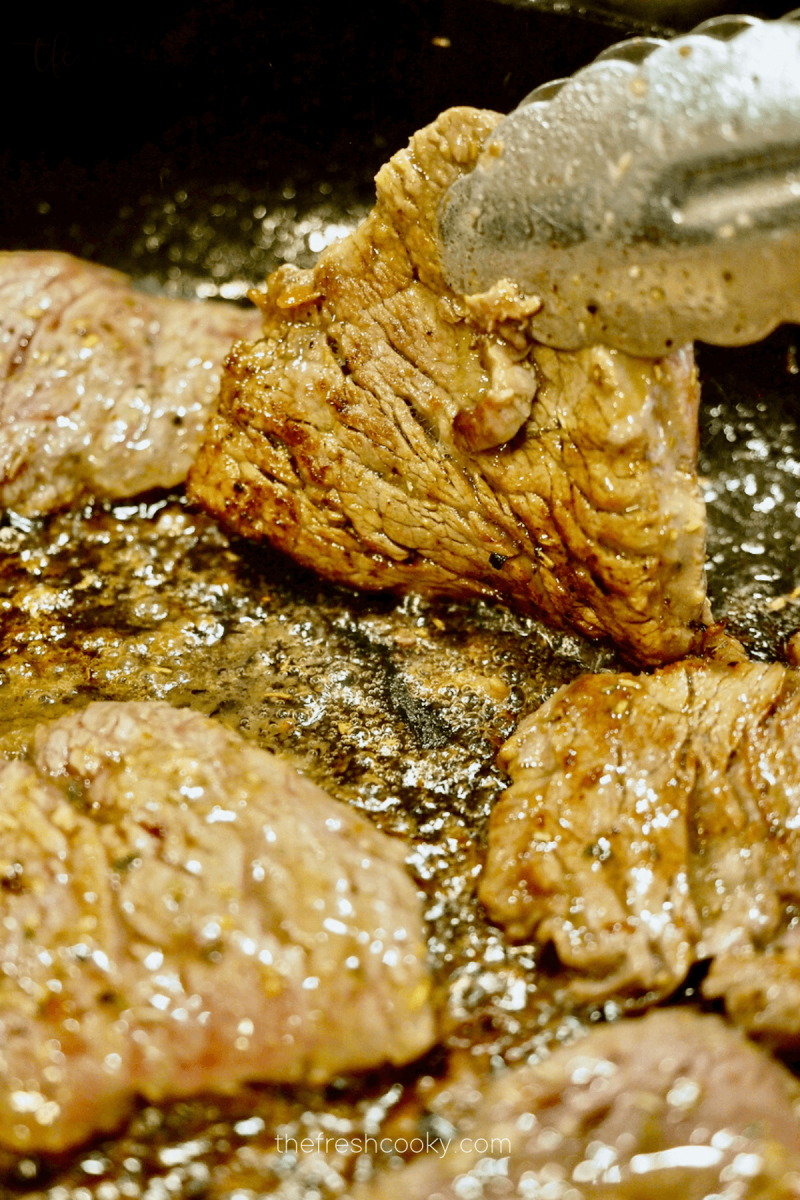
0,251,261,515
0,702,434,1154
188,108,708,666
481,659,800,1045
362,1009,800,1200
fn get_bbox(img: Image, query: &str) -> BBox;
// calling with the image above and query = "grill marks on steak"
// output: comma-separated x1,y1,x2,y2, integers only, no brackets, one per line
188,107,708,666
0,251,261,515
0,702,434,1153
362,1009,800,1200
481,659,800,1043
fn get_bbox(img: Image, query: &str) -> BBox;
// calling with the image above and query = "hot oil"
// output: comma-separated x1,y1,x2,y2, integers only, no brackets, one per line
697,334,800,657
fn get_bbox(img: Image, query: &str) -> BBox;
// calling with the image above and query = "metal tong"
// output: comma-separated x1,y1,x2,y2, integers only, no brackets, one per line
437,13,800,357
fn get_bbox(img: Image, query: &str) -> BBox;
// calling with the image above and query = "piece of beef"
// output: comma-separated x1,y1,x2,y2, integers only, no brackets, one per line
0,251,261,514
480,659,800,1044
363,1009,800,1200
0,701,434,1154
188,107,708,667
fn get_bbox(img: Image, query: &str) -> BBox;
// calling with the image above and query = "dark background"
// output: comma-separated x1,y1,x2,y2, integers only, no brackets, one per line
2,0,789,259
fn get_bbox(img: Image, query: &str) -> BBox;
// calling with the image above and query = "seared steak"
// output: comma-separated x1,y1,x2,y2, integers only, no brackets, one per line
481,659,800,1043
188,107,708,666
363,1009,800,1200
0,251,261,514
0,702,434,1153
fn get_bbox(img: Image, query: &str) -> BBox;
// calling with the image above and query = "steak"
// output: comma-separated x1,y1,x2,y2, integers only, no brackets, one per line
363,1009,800,1200
0,701,434,1154
188,107,709,667
0,251,261,515
480,659,800,1043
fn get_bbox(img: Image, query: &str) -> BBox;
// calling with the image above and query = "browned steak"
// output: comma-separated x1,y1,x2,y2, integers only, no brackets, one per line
481,659,800,1043
0,251,261,514
362,1009,800,1200
0,702,434,1153
188,107,708,666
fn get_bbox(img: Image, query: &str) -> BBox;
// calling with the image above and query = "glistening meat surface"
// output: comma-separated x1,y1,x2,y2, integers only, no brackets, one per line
188,107,708,666
361,1009,800,1200
481,659,800,1042
0,251,261,515
0,702,434,1154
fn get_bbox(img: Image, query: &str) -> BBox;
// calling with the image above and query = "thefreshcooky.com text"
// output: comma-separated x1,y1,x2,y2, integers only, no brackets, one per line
275,1134,511,1159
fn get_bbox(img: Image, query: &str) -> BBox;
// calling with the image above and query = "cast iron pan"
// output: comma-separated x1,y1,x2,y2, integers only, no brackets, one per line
3,1,800,1196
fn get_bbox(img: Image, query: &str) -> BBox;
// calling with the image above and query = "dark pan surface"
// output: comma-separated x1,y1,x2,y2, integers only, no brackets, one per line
4,2,800,1195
